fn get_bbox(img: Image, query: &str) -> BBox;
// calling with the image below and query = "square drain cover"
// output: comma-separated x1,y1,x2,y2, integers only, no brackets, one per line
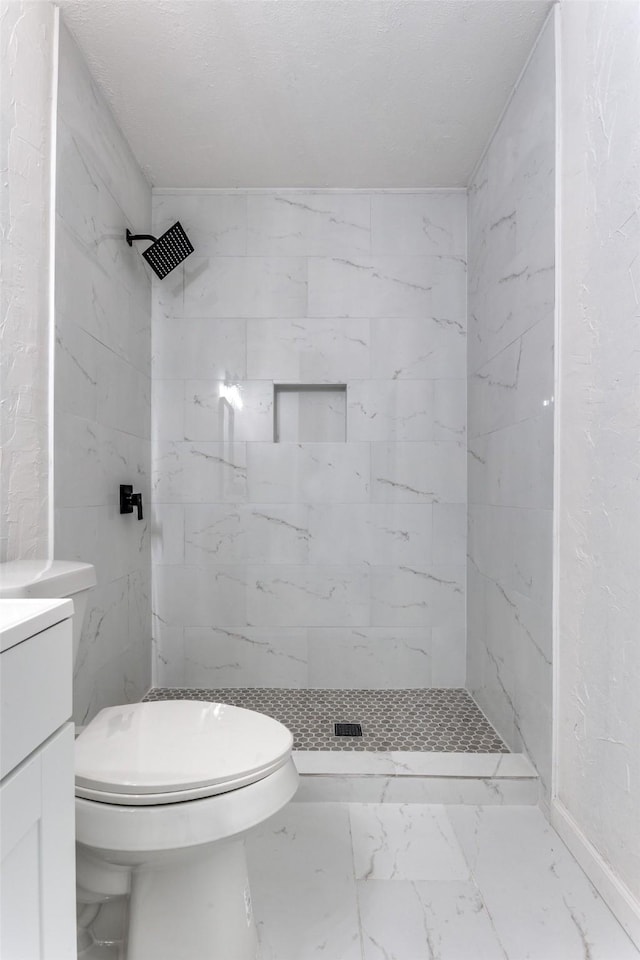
334,723,363,737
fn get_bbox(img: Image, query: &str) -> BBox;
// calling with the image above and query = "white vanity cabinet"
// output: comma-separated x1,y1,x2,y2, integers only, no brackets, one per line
0,599,76,960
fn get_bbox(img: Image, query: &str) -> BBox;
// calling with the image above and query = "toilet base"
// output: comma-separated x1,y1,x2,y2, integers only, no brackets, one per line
127,837,257,960
75,759,299,959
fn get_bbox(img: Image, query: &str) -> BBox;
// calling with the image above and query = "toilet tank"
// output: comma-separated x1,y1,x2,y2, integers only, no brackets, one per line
0,560,96,663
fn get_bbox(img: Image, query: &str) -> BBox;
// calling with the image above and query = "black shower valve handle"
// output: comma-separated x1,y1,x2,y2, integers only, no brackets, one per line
120,484,143,520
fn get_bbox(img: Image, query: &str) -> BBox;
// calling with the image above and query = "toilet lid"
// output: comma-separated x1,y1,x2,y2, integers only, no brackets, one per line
75,700,293,799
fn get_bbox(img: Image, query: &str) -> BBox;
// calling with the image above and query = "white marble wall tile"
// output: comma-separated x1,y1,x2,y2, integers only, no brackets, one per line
153,193,247,256
152,318,246,380
308,255,466,319
433,379,467,442
446,805,640,960
57,25,149,229
247,803,361,960
358,879,509,960
152,441,247,502
56,223,150,375
466,18,554,381
128,567,151,644
431,625,467,687
56,415,149,509
347,380,435,442
73,577,130,724
307,628,432,688
508,506,553,604
154,564,248,627
55,25,152,725
182,256,307,318
57,134,150,298
370,565,465,628
432,502,466,565
152,379,185,441
151,503,184,565
56,505,149,587
55,319,100,422
121,639,151,703
247,565,370,627
371,441,466,503
152,617,185,687
247,193,370,257
246,318,370,381
184,504,310,565
184,380,273,442
371,317,466,380
469,505,553,608
371,193,466,258
467,504,512,586
152,264,186,323
468,261,555,380
96,347,150,439
469,315,554,439
183,627,308,687
308,504,432,566
247,442,370,503
468,410,553,510
151,190,467,687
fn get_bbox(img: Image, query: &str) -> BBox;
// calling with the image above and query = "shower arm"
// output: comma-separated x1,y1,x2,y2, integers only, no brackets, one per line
126,229,157,246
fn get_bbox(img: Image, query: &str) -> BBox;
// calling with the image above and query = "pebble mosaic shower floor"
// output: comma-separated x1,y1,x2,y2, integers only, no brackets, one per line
143,687,509,753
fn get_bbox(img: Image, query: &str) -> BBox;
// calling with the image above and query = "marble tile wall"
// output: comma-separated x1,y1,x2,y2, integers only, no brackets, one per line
466,17,555,802
54,23,152,724
151,190,467,688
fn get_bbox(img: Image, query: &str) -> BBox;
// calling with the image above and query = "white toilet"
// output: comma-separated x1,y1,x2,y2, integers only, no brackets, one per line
0,560,298,960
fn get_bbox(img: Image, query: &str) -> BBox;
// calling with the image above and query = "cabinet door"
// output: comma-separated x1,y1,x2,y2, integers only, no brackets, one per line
1,723,76,960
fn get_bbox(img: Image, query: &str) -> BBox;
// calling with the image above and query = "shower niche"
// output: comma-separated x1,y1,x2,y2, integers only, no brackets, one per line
273,384,347,442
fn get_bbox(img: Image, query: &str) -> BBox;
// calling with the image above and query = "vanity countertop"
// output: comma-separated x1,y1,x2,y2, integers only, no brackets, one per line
0,598,74,653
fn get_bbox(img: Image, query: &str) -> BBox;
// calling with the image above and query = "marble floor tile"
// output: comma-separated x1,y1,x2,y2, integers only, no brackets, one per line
243,802,639,960
357,879,509,960
247,803,361,960
446,805,640,960
350,803,471,882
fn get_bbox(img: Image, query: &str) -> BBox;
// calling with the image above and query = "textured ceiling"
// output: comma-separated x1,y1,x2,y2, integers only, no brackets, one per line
57,0,553,188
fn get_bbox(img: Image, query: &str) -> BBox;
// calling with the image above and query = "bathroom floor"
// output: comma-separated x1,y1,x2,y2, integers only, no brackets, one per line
247,802,640,960
144,687,509,752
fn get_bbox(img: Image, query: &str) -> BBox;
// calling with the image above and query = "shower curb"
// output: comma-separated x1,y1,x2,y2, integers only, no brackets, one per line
293,751,539,804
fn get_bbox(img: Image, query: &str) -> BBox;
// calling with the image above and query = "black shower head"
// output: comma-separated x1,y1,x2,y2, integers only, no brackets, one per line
126,221,194,279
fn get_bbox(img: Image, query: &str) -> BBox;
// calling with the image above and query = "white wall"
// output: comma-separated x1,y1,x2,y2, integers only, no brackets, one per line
54,23,152,724
151,191,467,688
554,0,640,943
0,1,56,562
467,16,555,803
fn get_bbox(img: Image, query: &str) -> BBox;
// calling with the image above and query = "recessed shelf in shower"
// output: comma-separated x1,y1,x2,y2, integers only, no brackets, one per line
273,384,347,442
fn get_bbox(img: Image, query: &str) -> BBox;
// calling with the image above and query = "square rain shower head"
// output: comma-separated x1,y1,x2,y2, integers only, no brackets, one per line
141,221,194,279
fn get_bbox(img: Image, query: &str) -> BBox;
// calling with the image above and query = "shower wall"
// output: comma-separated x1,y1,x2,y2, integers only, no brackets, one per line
54,24,152,724
466,17,555,800
151,190,467,688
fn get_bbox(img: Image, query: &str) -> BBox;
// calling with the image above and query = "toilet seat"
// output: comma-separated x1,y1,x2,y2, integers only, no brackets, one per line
75,699,293,806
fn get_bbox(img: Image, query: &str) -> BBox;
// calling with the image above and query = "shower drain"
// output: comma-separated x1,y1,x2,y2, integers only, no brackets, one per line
334,723,363,737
